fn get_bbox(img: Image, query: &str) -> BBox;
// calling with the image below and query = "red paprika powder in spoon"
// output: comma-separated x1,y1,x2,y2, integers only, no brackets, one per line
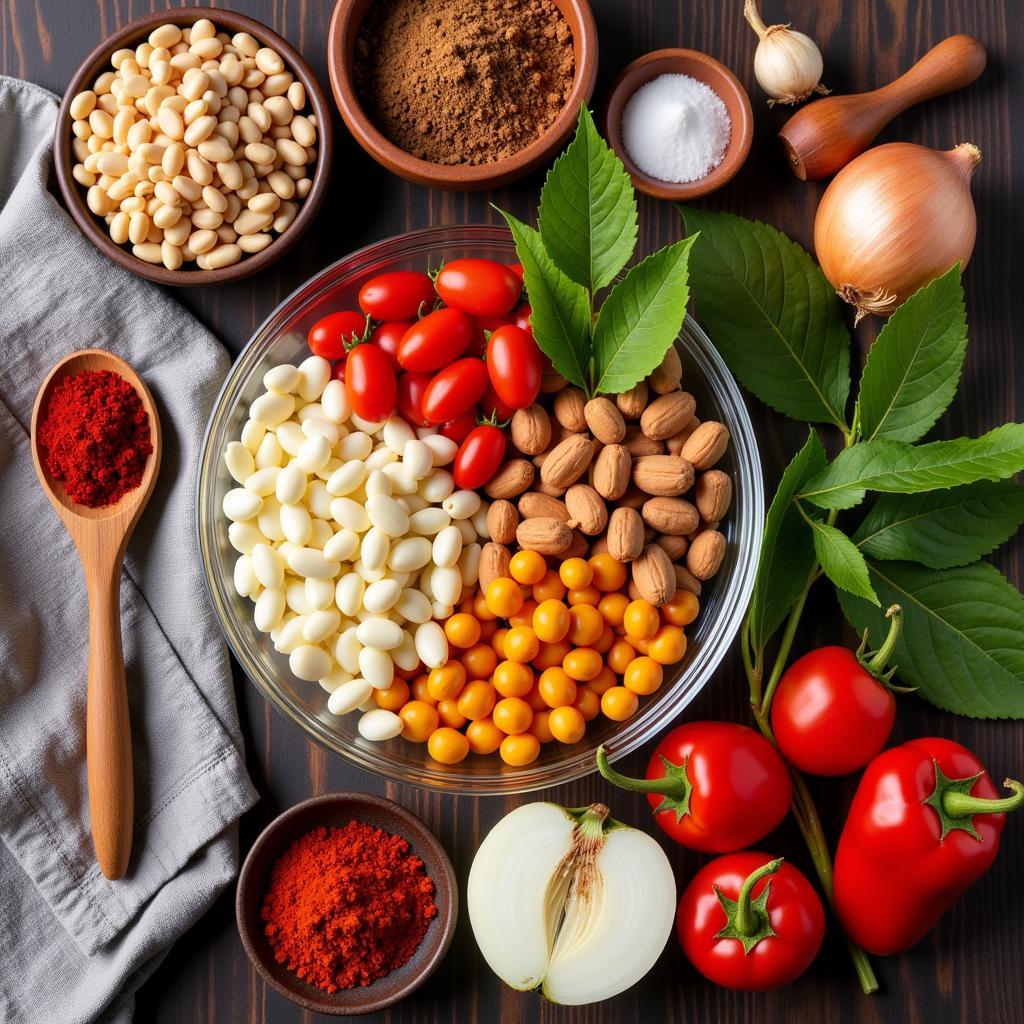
38,369,152,508
261,821,438,992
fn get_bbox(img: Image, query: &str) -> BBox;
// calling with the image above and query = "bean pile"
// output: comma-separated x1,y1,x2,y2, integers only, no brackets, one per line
68,18,317,272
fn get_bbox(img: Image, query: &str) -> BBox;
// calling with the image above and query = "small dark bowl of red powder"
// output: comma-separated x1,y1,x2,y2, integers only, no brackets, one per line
236,793,457,1015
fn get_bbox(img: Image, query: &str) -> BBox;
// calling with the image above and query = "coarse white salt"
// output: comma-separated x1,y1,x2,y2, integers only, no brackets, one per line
621,73,731,184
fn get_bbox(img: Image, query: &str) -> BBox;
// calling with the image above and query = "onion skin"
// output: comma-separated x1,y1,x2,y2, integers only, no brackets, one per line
814,142,979,323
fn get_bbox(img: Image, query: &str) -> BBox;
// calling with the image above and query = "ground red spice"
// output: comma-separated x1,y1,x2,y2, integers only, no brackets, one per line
38,369,152,508
260,822,438,992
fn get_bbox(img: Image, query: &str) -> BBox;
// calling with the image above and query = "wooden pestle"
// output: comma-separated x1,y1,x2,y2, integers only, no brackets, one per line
778,34,986,180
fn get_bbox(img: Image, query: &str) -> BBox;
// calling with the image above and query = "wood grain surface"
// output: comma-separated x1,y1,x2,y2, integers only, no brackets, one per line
3,1,1021,1021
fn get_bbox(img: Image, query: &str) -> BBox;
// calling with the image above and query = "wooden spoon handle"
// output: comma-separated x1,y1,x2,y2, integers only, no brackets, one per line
86,563,133,880
875,34,987,109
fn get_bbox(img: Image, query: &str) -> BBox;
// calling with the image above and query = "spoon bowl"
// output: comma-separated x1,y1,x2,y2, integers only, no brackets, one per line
31,350,162,879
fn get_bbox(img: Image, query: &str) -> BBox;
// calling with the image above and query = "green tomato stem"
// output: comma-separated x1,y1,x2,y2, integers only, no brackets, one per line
734,858,783,936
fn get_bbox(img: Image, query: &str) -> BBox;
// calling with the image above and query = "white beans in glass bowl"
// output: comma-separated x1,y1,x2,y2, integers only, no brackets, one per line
54,8,331,285
221,353,490,744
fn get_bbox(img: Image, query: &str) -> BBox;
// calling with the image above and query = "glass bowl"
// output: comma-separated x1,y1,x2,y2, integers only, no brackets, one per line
197,225,763,794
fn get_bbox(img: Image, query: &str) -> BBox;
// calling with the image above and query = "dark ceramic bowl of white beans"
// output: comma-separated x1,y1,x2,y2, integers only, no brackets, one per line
54,7,333,286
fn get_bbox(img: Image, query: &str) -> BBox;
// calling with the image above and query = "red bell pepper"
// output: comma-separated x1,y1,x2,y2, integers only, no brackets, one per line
834,737,1023,955
596,723,791,852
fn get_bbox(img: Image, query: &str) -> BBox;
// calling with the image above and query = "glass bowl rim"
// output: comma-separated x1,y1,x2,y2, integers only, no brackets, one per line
197,224,764,795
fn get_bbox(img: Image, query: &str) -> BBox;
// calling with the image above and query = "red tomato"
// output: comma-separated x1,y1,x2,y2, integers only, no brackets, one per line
397,308,475,372
358,271,435,320
507,262,525,282
486,324,543,410
435,259,521,317
597,722,791,852
307,310,367,359
371,320,412,371
396,372,433,427
479,384,517,423
454,425,506,490
677,852,825,991
421,359,489,424
472,313,514,334
332,358,346,381
771,614,901,776
440,412,477,444
512,302,533,336
344,344,396,422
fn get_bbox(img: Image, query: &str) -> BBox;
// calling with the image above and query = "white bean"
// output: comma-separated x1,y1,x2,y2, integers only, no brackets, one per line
358,708,403,741
431,566,463,607
459,542,482,586
223,487,261,521
288,547,340,579
228,521,264,554
358,646,394,690
360,527,390,572
244,466,280,497
414,621,448,670
328,679,373,716
432,524,463,569
323,528,360,563
254,587,285,632
250,391,294,427
330,497,371,532
305,577,336,611
443,489,482,520
388,536,432,573
290,644,332,681
303,608,340,644
297,355,331,402
356,618,403,651
264,363,299,393
326,461,366,497
395,589,431,625
420,469,455,503
363,578,402,614
365,494,409,537
280,503,312,546
233,554,259,597
224,441,254,483
275,462,307,504
335,574,365,617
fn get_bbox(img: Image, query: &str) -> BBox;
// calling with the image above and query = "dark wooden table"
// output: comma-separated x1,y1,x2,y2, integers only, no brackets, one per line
5,1,1021,1021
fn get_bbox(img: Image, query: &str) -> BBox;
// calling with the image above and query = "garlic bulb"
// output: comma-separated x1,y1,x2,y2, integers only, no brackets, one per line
744,0,829,105
814,141,980,322
467,802,676,1005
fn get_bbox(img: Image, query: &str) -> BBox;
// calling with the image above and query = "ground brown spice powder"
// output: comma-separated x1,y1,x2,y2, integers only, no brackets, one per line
354,0,575,166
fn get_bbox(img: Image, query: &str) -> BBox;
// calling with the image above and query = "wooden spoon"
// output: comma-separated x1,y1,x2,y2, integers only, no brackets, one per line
779,34,987,180
30,350,162,880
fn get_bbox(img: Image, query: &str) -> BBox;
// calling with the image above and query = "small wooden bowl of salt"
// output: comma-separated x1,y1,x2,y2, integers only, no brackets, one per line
604,48,753,201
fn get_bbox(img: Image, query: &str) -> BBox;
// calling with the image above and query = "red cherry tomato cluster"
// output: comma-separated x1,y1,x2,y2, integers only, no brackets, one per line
305,260,543,486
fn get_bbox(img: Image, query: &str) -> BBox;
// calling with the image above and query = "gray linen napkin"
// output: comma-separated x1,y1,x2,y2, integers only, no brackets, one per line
0,76,259,1024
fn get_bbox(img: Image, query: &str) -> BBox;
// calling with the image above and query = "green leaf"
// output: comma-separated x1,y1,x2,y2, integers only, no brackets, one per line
500,211,591,391
806,515,879,605
839,561,1024,718
858,266,967,443
853,482,1024,569
799,424,1024,510
538,106,638,295
591,237,695,396
680,207,851,432
747,431,827,652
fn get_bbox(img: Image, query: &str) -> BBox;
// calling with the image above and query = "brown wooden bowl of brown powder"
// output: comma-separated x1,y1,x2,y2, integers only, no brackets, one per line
328,0,598,189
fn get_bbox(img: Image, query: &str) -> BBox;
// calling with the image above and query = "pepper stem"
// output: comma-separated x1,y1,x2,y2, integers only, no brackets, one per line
863,604,902,677
944,779,1024,819
596,745,693,822
714,858,783,954
924,762,1024,841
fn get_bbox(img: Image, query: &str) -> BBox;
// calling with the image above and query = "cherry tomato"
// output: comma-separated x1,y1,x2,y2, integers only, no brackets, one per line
486,324,543,410
358,271,435,320
598,722,791,852
512,302,533,336
508,262,525,282
307,310,367,360
345,343,396,422
454,424,506,490
422,358,489,424
440,412,477,444
435,259,521,317
677,852,825,991
479,384,517,422
396,372,433,427
331,358,346,381
397,308,475,372
771,611,902,776
370,320,412,371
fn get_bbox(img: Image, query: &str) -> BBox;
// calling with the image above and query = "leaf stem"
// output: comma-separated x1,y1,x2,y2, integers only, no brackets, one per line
744,428,877,994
